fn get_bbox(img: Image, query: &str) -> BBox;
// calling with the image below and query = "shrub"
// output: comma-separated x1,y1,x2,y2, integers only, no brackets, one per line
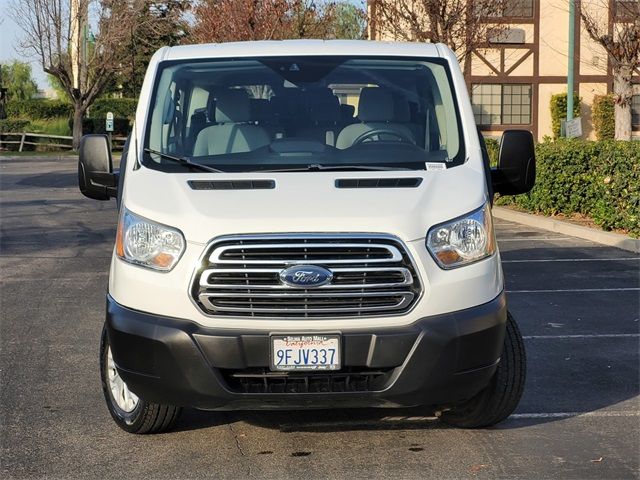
30,117,72,136
88,98,137,120
484,137,500,167
497,139,640,236
0,118,31,133
5,99,72,119
590,142,640,234
592,94,615,140
550,92,581,139
76,117,131,136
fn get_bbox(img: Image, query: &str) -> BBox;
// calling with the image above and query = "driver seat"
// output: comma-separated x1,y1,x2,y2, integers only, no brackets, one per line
335,87,415,149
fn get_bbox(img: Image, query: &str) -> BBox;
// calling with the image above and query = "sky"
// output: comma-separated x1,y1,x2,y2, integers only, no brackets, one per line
0,0,49,88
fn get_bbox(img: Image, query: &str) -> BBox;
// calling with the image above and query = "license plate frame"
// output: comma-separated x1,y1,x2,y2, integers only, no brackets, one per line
270,334,341,372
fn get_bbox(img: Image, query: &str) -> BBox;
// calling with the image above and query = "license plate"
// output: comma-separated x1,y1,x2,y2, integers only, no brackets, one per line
270,335,341,371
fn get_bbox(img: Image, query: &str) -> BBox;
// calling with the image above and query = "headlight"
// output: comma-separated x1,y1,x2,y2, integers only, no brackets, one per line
115,208,185,271
426,203,496,269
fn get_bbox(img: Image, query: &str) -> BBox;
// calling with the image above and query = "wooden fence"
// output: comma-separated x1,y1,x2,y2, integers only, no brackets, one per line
0,132,127,152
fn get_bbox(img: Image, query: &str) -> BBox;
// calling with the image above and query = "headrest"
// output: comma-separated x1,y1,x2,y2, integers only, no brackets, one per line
269,96,287,117
215,89,251,123
340,103,355,119
250,98,271,122
393,95,411,122
307,90,340,123
358,87,395,122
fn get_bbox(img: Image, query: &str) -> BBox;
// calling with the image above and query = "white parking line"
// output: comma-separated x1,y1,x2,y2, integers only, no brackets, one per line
502,257,640,263
506,288,640,293
523,334,639,339
281,411,640,428
498,237,573,241
511,411,640,419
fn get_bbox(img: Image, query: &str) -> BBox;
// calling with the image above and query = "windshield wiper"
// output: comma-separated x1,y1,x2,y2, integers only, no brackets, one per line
257,164,412,173
144,148,224,173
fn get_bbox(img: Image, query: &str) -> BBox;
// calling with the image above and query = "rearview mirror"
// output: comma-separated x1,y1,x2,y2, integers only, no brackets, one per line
491,130,536,196
78,134,118,200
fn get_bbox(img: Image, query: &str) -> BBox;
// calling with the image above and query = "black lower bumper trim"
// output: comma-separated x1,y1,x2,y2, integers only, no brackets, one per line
106,293,507,410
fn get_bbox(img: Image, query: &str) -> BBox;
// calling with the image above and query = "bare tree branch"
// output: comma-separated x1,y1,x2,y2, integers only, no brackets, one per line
189,0,355,44
10,0,183,148
580,0,639,139
370,0,508,64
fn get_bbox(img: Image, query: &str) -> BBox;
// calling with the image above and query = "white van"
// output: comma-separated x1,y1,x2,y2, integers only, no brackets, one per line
78,40,535,434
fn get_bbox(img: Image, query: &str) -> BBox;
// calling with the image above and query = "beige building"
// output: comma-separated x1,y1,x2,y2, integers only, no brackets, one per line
369,0,640,141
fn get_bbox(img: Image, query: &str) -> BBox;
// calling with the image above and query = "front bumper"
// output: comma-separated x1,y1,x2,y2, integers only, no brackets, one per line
106,292,507,410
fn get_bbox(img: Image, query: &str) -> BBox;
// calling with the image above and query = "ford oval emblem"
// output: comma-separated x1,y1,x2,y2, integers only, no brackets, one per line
279,265,333,288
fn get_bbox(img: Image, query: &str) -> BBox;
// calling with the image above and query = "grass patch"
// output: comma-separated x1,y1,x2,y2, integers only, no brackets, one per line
29,117,72,136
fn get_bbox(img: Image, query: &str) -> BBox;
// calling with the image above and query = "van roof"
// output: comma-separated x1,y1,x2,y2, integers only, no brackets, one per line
164,40,443,61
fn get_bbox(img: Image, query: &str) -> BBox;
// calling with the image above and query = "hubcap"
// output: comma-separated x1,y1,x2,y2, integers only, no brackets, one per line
107,347,139,413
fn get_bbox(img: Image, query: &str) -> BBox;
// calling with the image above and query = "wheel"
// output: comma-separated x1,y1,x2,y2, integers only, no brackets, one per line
441,311,526,428
100,325,182,434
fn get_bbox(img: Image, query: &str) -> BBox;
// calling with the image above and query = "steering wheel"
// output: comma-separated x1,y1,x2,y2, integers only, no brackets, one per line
352,128,414,146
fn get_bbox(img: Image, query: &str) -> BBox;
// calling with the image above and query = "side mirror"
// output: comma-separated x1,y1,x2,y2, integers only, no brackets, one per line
78,134,118,200
491,130,536,196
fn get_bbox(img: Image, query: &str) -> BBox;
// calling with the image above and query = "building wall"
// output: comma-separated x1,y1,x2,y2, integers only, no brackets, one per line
369,0,639,141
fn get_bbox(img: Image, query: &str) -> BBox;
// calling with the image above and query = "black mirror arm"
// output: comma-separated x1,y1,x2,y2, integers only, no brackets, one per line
490,167,506,195
89,171,119,199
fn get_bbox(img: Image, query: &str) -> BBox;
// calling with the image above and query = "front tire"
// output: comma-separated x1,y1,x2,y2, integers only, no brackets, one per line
100,326,182,434
441,311,526,428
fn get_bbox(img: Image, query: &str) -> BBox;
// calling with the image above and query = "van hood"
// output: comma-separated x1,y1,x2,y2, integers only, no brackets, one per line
122,165,488,244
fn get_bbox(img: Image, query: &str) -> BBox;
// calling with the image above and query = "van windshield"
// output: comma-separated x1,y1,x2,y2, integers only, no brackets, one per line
143,56,465,173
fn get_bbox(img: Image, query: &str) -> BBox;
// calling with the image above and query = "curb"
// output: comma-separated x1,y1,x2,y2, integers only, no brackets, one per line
492,206,640,254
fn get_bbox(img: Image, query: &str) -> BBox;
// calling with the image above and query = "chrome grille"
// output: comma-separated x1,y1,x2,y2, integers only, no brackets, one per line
191,235,422,318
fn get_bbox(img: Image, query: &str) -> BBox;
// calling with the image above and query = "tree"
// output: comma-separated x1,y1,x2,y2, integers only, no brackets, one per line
191,0,290,43
0,61,38,101
331,2,367,40
117,1,190,98
10,0,183,148
47,74,71,101
581,0,640,140
190,0,366,43
369,0,507,65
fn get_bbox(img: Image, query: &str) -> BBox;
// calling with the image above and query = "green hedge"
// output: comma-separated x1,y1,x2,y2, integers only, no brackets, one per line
5,99,72,119
88,98,137,120
4,97,137,122
592,94,615,140
75,117,131,136
0,118,31,133
484,137,500,166
497,140,640,236
550,92,581,139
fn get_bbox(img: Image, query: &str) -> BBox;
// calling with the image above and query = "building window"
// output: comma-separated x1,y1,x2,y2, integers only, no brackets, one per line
614,1,638,20
632,95,640,129
503,0,534,17
472,84,532,126
478,0,533,18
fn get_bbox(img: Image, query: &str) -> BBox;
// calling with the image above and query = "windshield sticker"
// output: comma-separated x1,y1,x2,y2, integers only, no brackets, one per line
425,163,446,171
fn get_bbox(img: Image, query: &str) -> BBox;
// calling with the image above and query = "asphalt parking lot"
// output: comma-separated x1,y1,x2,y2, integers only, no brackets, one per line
1,155,639,479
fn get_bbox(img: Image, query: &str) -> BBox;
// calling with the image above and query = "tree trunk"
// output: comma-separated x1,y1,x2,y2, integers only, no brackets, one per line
613,65,633,141
72,103,85,150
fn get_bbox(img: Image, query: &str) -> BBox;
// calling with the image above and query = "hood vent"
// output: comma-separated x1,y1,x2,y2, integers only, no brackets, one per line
335,178,423,189
188,180,275,190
